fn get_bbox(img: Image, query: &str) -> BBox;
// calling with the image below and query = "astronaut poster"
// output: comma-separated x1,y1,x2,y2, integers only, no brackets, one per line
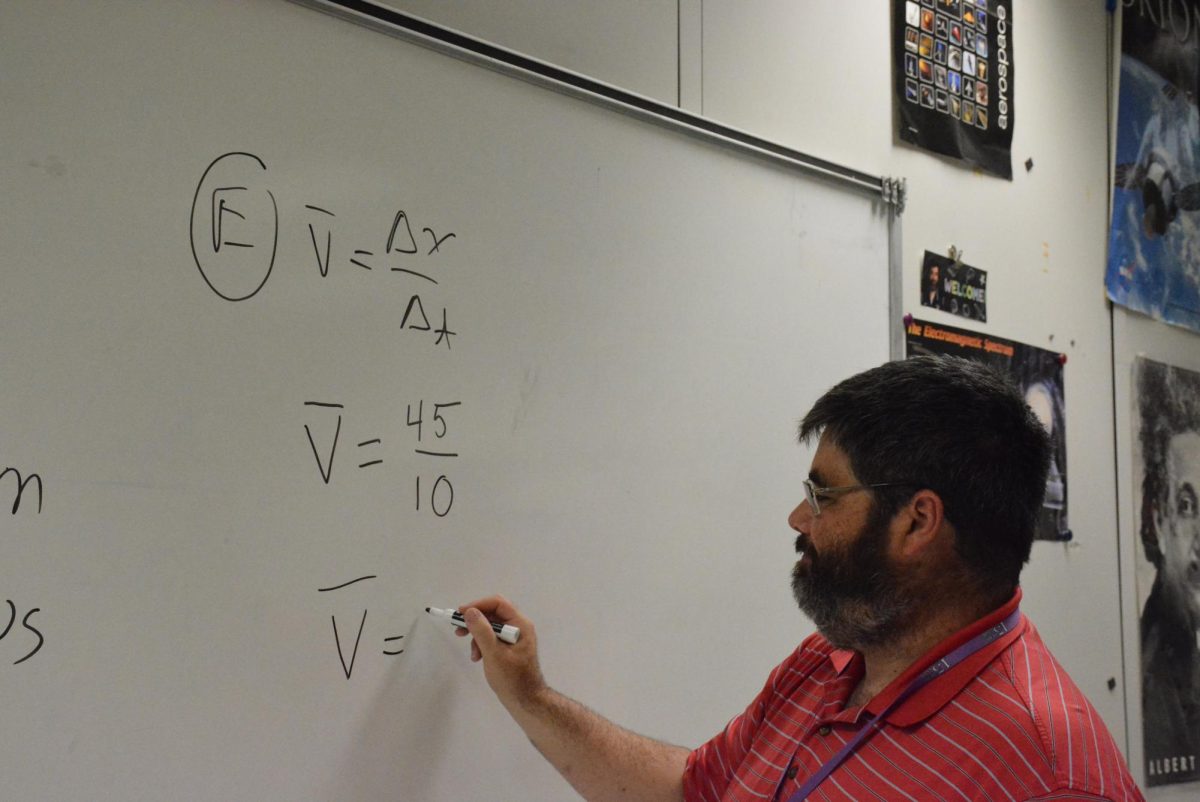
905,318,1068,541
894,0,1014,179
1107,2,1200,333
1133,357,1200,787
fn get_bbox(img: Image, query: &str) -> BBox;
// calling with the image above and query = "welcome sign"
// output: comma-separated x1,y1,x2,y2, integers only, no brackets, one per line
919,250,987,322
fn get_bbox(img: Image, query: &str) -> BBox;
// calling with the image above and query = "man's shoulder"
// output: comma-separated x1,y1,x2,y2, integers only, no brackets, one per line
997,621,1106,731
973,619,1141,799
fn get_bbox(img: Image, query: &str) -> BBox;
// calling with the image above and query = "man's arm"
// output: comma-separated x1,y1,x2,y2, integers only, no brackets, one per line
458,595,689,802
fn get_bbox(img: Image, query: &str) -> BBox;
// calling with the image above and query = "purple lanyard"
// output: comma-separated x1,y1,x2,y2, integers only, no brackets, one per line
776,608,1021,802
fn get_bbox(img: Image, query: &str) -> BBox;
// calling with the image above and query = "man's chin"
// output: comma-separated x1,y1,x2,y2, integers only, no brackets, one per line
791,566,816,608
790,578,831,631
791,583,910,651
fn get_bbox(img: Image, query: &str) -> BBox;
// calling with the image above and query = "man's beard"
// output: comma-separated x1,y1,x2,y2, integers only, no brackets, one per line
791,511,914,650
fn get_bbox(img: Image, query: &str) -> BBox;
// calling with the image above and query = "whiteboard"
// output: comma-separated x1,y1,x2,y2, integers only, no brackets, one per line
1,2,889,799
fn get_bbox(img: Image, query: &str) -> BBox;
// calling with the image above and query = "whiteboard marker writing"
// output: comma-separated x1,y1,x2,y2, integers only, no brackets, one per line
425,606,521,644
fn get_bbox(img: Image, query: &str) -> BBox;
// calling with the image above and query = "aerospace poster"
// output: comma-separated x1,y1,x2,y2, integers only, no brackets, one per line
1106,2,1200,333
905,318,1067,541
1132,357,1200,787
894,0,1014,179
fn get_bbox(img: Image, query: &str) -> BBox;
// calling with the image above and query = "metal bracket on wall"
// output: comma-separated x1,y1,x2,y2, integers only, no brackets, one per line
882,177,908,215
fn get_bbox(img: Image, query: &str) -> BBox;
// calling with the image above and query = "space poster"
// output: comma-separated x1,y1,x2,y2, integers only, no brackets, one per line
905,318,1068,542
894,0,1015,179
1107,1,1200,333
1132,357,1200,787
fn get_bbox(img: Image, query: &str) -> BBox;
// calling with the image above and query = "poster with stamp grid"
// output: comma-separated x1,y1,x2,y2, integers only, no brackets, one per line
895,0,1014,180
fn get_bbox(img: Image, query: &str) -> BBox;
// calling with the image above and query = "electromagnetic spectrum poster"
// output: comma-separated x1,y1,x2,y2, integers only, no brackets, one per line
906,318,1068,542
1106,1,1200,333
894,0,1014,179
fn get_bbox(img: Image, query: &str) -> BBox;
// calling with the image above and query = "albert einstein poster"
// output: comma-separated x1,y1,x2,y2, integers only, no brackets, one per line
1134,357,1200,787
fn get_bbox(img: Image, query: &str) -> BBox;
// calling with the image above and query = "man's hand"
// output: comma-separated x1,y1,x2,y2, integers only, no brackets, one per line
456,595,547,712
453,594,688,802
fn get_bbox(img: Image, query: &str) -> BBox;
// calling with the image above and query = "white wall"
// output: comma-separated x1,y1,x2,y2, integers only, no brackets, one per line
696,0,1126,751
386,0,1193,792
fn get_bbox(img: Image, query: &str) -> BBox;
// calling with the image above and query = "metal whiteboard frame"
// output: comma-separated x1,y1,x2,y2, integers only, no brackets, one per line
291,0,908,360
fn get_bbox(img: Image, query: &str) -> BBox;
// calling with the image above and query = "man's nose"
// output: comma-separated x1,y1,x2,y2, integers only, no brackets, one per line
788,500,813,533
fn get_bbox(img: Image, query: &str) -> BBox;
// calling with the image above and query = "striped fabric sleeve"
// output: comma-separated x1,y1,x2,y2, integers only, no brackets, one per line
1023,793,1122,801
683,640,825,802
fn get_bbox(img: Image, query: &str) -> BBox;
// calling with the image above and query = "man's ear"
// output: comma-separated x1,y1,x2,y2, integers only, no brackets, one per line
889,489,947,561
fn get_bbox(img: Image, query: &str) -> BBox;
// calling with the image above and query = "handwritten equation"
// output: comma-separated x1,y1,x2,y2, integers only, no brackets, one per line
190,152,471,680
302,399,460,517
318,575,404,680
189,152,459,349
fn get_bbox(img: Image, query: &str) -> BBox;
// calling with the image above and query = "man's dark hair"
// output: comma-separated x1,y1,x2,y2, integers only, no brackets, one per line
799,355,1051,595
1137,359,1200,568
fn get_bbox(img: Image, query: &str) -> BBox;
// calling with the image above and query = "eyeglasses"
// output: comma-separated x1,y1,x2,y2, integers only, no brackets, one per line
801,479,913,516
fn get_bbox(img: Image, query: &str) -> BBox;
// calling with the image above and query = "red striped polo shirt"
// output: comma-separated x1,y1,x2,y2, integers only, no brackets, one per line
683,590,1144,801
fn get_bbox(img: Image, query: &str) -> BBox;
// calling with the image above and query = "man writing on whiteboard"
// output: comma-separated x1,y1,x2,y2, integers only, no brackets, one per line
457,356,1143,801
